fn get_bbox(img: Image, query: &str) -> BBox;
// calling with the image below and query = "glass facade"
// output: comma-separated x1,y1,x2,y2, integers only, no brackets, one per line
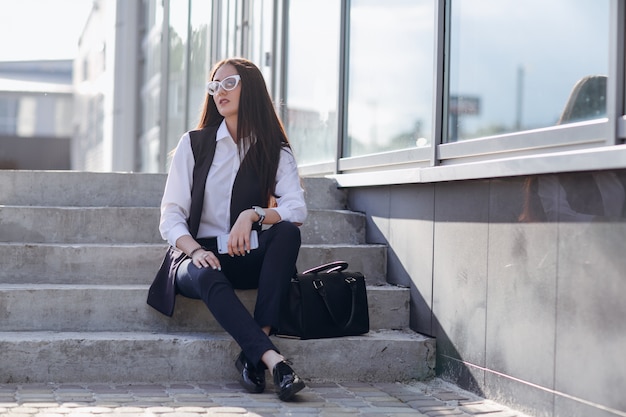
0,97,18,134
166,0,190,156
0,94,73,138
139,0,164,172
446,0,610,142
345,0,435,157
285,0,341,166
187,0,212,128
247,0,275,87
139,0,624,177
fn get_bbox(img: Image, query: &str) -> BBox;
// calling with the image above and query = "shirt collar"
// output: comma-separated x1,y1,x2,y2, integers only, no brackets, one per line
216,120,232,142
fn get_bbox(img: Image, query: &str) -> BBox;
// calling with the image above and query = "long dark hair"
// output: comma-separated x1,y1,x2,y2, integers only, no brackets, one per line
197,57,292,205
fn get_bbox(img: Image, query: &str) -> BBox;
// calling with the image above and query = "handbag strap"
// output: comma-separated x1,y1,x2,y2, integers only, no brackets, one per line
313,276,359,330
302,261,348,275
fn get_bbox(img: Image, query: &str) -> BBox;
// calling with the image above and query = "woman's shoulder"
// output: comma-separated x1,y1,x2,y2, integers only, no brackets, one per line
189,125,219,137
188,126,219,147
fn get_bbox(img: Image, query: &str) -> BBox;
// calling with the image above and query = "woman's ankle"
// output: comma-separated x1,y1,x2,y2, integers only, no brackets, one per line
261,350,285,375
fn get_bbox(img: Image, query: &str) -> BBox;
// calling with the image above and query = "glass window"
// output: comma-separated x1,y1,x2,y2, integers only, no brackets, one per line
139,0,164,172
187,1,212,128
17,96,37,136
447,0,610,142
218,0,242,59
0,97,18,134
248,0,274,88
345,0,435,158
285,0,341,166
166,0,189,154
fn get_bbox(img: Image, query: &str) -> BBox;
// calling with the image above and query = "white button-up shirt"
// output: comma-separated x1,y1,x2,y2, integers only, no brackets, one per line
160,121,307,247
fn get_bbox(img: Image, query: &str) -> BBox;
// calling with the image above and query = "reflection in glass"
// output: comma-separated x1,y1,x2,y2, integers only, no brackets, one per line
345,0,434,157
558,75,606,124
187,1,212,129
247,0,274,85
166,0,189,156
285,0,341,166
139,0,164,172
520,171,626,223
447,0,609,142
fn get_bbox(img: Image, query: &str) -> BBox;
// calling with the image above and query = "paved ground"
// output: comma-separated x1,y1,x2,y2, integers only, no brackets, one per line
0,378,532,417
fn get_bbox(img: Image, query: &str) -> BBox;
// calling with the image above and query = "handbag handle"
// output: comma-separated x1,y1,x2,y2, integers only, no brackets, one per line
314,277,359,330
301,261,348,275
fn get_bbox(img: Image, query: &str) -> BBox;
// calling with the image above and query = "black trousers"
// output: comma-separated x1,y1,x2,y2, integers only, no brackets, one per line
175,221,301,368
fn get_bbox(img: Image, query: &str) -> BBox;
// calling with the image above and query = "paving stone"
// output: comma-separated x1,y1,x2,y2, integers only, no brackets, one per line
112,406,145,413
18,398,59,405
17,401,60,408
319,407,359,415
370,400,414,408
432,391,471,402
175,406,214,412
408,399,446,408
425,408,464,416
0,380,534,417
359,407,425,415
6,406,40,413
145,406,176,413
459,402,506,414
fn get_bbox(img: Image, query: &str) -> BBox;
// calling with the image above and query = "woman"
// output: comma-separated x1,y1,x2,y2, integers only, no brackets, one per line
148,58,307,401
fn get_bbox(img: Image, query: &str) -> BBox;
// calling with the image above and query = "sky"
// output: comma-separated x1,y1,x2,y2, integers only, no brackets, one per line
0,0,93,61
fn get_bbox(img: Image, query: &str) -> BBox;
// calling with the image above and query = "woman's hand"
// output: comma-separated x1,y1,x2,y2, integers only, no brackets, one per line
191,248,221,270
175,235,221,270
228,209,257,256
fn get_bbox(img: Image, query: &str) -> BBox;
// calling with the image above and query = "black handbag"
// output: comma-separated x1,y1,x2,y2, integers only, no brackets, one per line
278,261,369,339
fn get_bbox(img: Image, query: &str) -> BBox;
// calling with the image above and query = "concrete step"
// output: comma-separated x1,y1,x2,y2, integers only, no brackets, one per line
0,284,408,332
0,207,366,245
0,171,426,388
0,243,388,285
0,170,347,210
0,206,160,244
0,171,165,207
0,330,435,384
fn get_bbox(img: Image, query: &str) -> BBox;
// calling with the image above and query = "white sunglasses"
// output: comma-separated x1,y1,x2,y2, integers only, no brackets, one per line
206,75,241,95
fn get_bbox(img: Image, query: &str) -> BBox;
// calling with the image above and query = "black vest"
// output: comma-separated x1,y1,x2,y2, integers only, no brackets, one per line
188,126,264,237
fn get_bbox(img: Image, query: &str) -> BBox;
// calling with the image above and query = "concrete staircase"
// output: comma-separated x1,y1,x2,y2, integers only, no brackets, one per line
0,170,435,384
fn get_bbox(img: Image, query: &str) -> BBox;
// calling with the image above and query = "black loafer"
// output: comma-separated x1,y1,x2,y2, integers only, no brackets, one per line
273,361,305,401
234,352,266,393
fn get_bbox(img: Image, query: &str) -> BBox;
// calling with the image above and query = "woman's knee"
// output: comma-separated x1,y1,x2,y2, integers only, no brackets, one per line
270,221,301,245
179,264,229,293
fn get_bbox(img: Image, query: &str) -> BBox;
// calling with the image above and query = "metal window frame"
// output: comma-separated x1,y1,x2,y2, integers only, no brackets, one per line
327,0,626,187
192,0,626,182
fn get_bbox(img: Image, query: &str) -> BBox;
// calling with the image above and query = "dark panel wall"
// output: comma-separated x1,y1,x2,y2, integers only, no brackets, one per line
349,170,626,417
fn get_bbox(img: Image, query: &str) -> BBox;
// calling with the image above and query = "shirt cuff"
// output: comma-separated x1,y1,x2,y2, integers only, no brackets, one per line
165,224,192,248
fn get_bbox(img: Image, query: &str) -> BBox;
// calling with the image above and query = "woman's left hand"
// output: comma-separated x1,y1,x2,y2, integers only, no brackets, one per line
227,209,257,256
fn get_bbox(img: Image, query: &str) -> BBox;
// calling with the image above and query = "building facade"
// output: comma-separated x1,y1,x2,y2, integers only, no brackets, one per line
0,60,73,169
74,1,625,416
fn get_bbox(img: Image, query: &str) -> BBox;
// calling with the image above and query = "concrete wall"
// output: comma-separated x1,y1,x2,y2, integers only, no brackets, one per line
0,135,70,170
348,169,626,417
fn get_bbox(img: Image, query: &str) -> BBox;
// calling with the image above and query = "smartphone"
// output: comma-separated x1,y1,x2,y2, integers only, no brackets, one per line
217,230,259,254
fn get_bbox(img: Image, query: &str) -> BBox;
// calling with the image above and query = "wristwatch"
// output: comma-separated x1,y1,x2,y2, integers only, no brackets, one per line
252,206,265,226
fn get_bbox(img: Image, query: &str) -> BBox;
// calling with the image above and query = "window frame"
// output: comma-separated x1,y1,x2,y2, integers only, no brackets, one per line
321,0,626,186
